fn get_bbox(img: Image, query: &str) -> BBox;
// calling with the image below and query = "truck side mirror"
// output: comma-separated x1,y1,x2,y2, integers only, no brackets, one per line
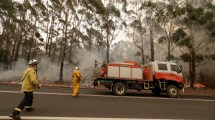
177,65,182,73
177,69,182,73
179,65,183,70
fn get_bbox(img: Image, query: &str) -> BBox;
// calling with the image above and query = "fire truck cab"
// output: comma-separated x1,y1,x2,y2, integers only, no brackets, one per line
93,61,184,98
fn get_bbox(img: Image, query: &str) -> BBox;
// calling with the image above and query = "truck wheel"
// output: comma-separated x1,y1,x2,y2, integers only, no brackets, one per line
151,89,161,95
166,85,179,98
113,82,127,96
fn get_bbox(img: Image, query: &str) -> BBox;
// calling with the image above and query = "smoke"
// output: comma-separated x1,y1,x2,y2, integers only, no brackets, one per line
77,49,103,87
0,59,26,82
200,61,215,77
37,57,68,82
0,50,104,87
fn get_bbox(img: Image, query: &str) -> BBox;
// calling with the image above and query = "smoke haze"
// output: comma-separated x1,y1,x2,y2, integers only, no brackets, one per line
0,59,26,82
0,50,103,87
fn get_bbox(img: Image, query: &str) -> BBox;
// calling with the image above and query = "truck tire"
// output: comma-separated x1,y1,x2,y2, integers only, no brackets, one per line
166,85,179,98
112,82,127,96
151,88,161,95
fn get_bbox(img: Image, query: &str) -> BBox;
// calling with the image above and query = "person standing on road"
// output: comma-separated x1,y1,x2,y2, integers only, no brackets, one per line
72,67,81,98
9,59,41,120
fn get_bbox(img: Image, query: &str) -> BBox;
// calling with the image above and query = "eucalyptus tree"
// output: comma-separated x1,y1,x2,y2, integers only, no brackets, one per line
50,0,74,82
50,0,96,82
155,0,185,61
22,0,46,61
143,1,159,62
1,0,41,64
172,0,215,87
34,0,54,57
0,0,15,48
0,0,16,68
126,0,163,64
13,0,29,62
76,0,105,52
101,0,123,63
125,0,149,64
10,0,44,62
0,0,44,68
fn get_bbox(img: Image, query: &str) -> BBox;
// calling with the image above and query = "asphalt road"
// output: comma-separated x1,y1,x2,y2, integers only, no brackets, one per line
0,84,215,120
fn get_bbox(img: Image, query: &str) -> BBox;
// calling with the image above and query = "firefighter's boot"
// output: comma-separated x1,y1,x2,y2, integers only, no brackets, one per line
25,107,34,112
9,110,21,120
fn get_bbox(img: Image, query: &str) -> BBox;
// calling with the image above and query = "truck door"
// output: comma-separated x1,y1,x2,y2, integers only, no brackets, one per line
169,64,183,82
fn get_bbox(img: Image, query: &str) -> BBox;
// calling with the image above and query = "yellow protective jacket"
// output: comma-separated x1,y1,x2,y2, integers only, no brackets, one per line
21,66,39,92
72,70,81,82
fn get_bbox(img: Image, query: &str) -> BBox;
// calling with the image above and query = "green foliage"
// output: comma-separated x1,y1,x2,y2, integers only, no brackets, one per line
88,0,105,14
135,51,141,57
198,11,214,27
0,0,15,15
195,54,204,63
210,54,215,61
206,21,215,38
39,38,44,42
172,28,191,47
206,21,215,31
109,5,120,17
182,4,204,24
166,55,176,61
86,28,103,43
121,0,127,12
130,20,141,32
180,53,204,63
180,53,191,62
158,36,166,44
35,32,41,38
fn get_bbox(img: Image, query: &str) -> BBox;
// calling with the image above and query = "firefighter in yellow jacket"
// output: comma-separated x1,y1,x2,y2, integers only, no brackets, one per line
9,59,40,120
72,67,81,97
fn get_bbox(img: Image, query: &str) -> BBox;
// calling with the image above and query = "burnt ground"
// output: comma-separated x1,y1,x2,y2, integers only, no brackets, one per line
183,87,215,96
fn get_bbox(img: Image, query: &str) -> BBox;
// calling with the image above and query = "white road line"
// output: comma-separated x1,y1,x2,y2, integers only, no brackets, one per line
0,90,215,102
0,116,177,120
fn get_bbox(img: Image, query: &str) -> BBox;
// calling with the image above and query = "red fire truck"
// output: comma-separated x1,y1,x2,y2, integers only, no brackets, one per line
93,61,184,98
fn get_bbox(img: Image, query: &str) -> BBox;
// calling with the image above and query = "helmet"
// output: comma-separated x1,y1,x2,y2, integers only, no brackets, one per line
29,59,39,65
75,67,79,70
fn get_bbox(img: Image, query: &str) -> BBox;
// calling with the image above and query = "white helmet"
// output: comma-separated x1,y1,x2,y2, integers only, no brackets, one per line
29,59,39,65
75,67,79,70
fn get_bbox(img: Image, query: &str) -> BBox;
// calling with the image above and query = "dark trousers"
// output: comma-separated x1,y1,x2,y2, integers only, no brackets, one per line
13,92,33,115
18,92,33,109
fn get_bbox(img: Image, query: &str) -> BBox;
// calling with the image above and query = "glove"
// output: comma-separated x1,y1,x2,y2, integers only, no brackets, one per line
36,84,42,89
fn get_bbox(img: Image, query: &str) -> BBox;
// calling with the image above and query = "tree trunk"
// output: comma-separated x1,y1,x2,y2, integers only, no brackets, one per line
14,9,25,61
167,40,171,61
140,29,145,64
190,47,196,88
59,11,68,82
106,26,110,63
46,12,54,56
189,24,196,88
59,49,65,82
13,35,22,61
150,19,154,62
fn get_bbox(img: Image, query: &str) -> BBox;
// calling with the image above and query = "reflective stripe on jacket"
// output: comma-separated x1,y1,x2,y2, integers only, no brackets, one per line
21,66,39,92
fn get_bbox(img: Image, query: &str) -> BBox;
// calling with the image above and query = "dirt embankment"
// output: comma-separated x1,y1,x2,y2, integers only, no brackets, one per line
183,87,215,96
